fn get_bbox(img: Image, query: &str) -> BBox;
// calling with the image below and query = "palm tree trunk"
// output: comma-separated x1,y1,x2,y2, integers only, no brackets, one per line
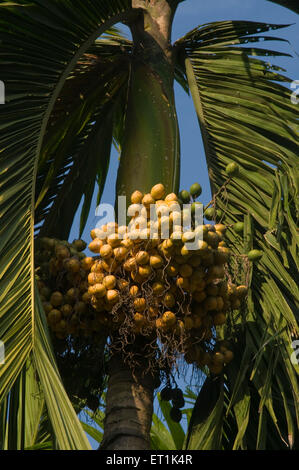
115,0,180,203
101,355,156,450
102,1,180,451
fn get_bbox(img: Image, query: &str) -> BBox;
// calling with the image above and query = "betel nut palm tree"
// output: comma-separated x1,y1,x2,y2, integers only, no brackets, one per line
0,0,298,450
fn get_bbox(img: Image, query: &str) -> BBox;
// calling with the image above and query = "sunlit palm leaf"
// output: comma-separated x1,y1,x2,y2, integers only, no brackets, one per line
151,390,196,450
3,358,46,450
80,407,105,446
184,379,224,450
175,20,299,449
153,393,186,449
0,0,132,449
0,364,36,449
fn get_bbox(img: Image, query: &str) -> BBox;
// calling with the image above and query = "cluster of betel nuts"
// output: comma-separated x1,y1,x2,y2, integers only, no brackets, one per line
36,183,250,375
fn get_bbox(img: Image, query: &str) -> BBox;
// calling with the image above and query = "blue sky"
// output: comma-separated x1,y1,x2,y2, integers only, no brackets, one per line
69,0,298,446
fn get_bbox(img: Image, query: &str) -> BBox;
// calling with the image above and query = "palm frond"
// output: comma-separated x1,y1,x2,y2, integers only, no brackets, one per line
0,0,132,449
175,20,299,449
0,359,45,450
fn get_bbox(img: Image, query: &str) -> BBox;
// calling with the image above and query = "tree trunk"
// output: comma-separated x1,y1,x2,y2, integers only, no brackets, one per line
103,1,180,451
115,0,180,206
101,356,156,450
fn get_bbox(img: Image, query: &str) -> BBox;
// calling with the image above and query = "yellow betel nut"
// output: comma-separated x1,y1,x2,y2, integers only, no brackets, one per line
103,275,116,289
61,304,73,317
150,183,166,200
165,192,178,202
222,349,234,363
142,193,155,208
66,257,81,273
130,285,139,297
162,311,177,328
136,250,149,265
138,265,151,278
184,316,194,330
88,238,104,253
150,254,163,269
155,317,164,331
121,237,134,250
107,233,121,248
166,262,178,277
152,281,165,296
148,306,159,318
213,351,225,364
131,190,143,204
90,228,106,240
88,272,104,285
123,257,136,272
93,283,106,298
134,297,146,312
106,289,120,304
80,256,94,271
106,221,118,234
100,244,113,259
117,278,129,291
113,246,127,261
204,296,218,311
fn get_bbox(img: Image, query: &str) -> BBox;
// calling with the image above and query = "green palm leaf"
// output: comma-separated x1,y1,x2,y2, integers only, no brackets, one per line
175,20,299,449
154,393,186,450
0,0,133,449
0,359,46,450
